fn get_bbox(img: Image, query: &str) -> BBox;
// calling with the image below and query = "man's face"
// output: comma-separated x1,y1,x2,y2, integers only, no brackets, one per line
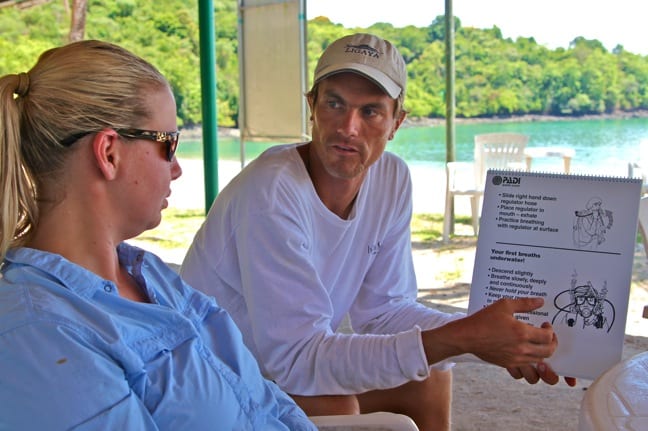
308,72,404,181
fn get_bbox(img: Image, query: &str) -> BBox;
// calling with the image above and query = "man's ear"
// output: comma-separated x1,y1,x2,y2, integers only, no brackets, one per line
91,129,121,180
389,110,407,141
306,93,315,117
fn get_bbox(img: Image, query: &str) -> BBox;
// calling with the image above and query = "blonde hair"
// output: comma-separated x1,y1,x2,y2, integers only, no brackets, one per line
0,40,169,260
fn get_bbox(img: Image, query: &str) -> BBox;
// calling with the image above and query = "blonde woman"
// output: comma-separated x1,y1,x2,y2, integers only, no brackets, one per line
0,40,314,430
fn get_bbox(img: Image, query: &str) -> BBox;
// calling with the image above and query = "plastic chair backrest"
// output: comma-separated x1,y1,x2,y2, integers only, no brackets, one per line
638,196,648,258
578,351,648,431
637,197,648,320
310,412,419,430
474,132,528,185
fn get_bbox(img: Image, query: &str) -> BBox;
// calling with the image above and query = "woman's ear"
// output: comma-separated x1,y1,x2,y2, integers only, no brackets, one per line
91,129,121,180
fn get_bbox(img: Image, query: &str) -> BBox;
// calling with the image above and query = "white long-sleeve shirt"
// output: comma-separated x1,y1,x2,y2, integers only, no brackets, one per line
181,143,462,395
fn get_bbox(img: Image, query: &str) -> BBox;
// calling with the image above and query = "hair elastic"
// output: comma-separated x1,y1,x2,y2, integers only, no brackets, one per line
15,72,30,97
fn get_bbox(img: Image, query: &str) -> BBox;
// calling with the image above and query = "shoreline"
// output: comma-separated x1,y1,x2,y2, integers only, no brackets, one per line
179,109,648,139
402,109,648,128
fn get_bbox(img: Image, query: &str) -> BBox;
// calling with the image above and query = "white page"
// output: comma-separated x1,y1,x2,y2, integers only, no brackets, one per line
468,170,642,380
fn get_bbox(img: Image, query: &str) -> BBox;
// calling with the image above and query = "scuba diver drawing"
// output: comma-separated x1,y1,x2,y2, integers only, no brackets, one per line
552,276,615,333
573,196,613,249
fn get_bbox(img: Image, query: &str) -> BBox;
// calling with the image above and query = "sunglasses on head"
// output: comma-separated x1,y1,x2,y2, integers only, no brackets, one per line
60,128,180,162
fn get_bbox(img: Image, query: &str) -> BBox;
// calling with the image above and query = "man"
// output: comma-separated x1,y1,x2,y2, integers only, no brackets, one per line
181,33,574,431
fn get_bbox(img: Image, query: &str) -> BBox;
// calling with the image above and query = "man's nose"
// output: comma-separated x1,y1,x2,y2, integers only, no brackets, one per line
337,109,361,138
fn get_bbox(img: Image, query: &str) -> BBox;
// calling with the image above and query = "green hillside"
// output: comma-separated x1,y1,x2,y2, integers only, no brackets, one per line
2,0,648,128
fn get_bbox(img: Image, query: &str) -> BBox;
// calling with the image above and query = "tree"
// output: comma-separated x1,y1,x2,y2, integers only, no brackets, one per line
68,0,87,42
3,0,648,125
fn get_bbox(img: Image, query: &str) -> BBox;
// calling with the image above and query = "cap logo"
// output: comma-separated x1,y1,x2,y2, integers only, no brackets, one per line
345,43,381,58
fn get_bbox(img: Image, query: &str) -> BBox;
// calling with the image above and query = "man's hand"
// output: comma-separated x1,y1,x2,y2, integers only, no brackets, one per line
423,297,578,386
423,298,558,368
505,322,577,386
458,297,558,367
508,360,578,387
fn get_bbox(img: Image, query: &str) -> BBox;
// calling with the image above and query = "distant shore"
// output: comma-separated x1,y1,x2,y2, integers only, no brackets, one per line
403,109,648,127
180,109,648,139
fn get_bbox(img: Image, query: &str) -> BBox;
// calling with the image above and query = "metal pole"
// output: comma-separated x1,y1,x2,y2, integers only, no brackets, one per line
198,0,219,212
445,0,456,235
299,0,309,139
237,0,246,169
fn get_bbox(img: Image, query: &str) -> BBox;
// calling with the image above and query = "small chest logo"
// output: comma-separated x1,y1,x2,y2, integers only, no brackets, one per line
367,241,382,256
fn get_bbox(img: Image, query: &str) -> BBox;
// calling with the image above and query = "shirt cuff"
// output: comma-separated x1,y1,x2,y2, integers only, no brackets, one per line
395,325,430,381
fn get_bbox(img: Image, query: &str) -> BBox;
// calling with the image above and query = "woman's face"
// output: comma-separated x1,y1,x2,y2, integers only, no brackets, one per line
117,86,182,238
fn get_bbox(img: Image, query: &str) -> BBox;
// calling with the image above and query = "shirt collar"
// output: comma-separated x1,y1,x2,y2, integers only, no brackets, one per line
2,243,147,298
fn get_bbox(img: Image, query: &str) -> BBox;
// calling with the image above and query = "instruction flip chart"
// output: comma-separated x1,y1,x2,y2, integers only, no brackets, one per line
468,169,642,380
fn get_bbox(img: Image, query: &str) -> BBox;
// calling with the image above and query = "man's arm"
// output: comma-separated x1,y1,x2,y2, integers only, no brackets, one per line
349,161,462,337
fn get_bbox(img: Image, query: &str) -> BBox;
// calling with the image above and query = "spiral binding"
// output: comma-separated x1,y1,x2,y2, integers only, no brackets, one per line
487,168,643,183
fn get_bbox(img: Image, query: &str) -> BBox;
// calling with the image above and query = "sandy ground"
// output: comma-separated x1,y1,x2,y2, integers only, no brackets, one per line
168,158,452,215
159,157,648,431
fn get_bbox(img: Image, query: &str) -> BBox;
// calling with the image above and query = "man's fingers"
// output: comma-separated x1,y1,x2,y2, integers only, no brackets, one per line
505,297,545,313
564,376,577,387
507,367,524,380
520,365,541,384
537,362,560,385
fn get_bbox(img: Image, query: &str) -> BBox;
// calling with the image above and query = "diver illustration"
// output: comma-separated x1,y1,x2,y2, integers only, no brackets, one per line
552,274,615,333
573,196,613,249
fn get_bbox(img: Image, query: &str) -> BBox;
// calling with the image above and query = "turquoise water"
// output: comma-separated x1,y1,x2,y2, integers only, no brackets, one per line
177,117,648,176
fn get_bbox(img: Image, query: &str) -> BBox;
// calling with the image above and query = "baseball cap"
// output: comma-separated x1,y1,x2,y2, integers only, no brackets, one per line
313,33,406,99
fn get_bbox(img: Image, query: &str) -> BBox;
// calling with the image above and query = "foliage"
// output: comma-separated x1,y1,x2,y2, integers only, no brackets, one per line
132,208,205,251
410,213,473,243
2,0,648,127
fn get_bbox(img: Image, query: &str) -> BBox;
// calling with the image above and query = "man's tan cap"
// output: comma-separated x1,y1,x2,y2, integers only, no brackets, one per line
313,33,406,99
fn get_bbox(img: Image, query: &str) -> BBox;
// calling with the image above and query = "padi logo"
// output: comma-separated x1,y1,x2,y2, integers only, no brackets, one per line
492,175,521,186
345,43,381,58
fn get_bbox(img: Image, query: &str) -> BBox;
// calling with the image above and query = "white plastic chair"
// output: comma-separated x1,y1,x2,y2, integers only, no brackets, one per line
636,196,648,319
627,138,648,196
310,412,419,430
443,132,528,242
578,351,648,430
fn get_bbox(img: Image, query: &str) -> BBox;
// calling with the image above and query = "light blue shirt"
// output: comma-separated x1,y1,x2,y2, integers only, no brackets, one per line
0,243,315,430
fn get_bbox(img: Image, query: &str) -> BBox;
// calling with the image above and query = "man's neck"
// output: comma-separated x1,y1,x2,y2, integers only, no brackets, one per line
298,143,364,219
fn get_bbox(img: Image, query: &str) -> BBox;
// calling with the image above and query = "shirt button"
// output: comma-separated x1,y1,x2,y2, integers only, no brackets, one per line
103,283,113,293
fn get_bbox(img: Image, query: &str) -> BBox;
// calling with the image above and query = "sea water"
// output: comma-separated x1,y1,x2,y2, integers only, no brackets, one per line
172,117,648,213
178,117,648,177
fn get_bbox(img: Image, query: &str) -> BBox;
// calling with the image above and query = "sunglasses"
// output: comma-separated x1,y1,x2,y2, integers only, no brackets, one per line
60,128,180,162
115,128,180,162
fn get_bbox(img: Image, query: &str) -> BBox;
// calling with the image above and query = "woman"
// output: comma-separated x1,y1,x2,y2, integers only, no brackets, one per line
0,40,314,430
